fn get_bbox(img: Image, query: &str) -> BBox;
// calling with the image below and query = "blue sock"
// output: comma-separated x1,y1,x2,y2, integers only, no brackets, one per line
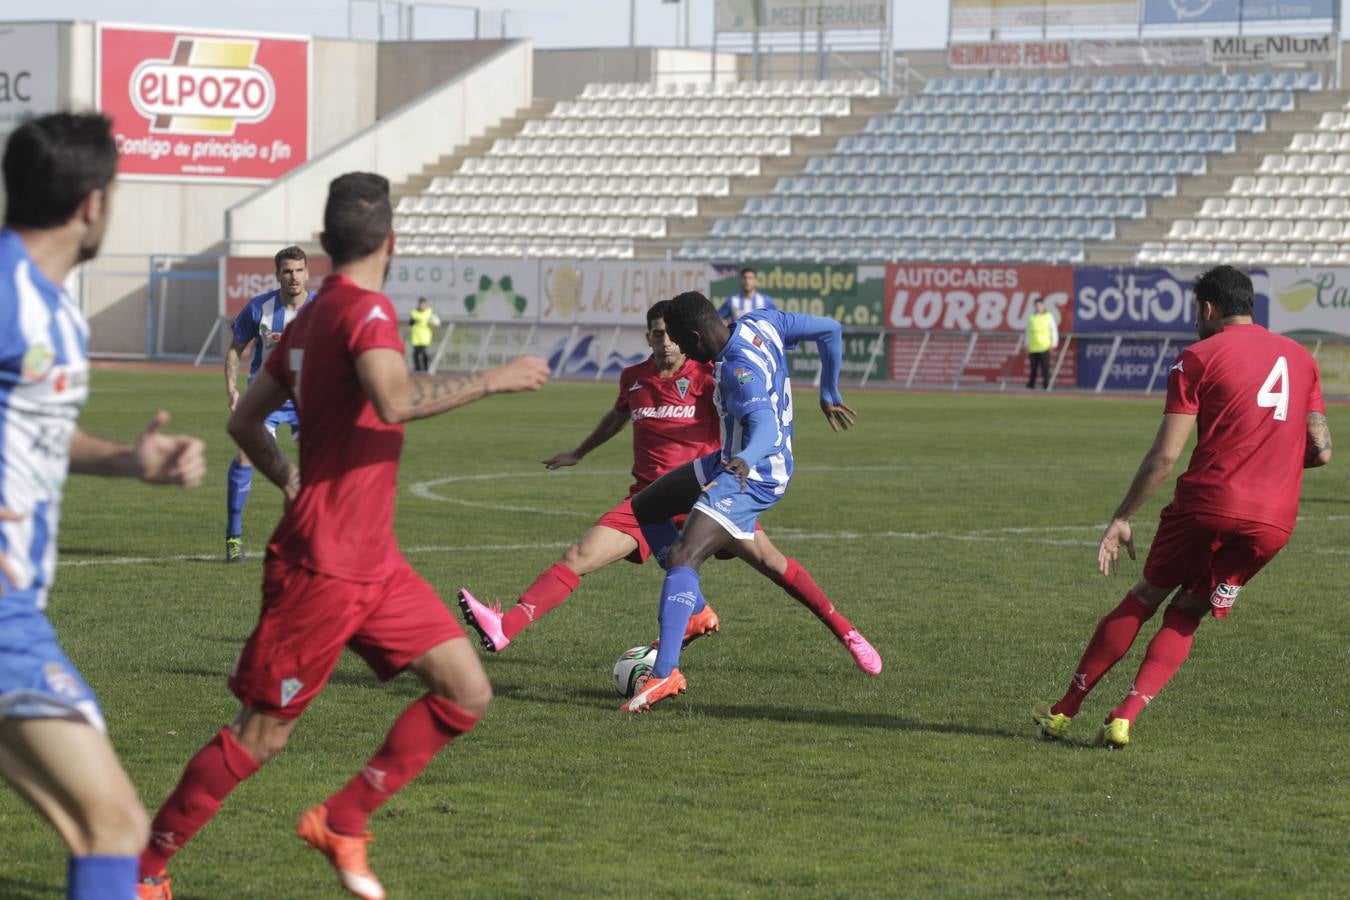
639,518,680,568
68,855,136,900
226,460,253,538
653,566,703,678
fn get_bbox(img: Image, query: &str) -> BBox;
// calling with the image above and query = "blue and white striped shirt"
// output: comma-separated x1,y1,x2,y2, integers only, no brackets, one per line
718,290,776,323
231,289,316,382
0,228,91,609
712,309,843,496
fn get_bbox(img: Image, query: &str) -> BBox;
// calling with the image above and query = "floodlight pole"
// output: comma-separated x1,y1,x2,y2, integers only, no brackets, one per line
630,0,637,46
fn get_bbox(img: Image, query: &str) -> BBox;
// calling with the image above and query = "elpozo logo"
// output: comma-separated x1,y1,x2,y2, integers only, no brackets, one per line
129,36,275,136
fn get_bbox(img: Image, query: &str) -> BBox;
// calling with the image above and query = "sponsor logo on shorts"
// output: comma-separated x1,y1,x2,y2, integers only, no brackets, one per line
1210,582,1241,610
715,496,734,512
42,662,83,700
279,677,303,707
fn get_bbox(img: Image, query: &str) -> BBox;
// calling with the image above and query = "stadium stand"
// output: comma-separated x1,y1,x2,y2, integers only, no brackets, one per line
392,78,889,259
1148,93,1350,266
680,70,1326,264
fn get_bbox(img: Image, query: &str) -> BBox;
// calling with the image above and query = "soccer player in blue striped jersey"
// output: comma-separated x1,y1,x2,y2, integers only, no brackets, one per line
624,291,861,713
0,113,206,900
222,247,315,562
717,266,776,324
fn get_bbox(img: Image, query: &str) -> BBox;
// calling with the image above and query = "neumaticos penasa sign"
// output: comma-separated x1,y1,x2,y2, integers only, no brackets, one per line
97,24,310,181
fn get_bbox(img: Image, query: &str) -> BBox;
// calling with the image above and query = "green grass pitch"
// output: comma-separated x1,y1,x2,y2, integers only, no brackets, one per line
2,369,1347,897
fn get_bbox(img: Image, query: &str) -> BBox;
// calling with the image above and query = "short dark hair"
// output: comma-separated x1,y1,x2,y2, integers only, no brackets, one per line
322,172,392,266
664,292,720,342
3,113,118,229
1193,265,1254,318
739,267,757,278
274,245,306,271
646,300,669,328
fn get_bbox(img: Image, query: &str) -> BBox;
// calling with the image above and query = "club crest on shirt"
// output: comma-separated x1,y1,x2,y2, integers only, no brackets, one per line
21,343,54,380
733,367,754,385
675,376,690,399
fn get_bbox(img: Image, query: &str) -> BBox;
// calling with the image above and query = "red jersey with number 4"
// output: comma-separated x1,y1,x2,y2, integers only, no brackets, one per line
263,274,407,582
1165,323,1325,533
613,356,720,495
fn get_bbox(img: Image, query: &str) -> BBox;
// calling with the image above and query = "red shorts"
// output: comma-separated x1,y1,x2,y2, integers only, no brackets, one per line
1142,508,1290,617
593,497,761,564
228,555,463,718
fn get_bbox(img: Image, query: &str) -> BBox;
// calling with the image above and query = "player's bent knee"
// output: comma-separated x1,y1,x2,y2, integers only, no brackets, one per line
435,675,491,719
80,794,150,857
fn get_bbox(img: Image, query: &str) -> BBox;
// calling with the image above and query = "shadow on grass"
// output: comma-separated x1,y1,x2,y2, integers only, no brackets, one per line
0,876,57,899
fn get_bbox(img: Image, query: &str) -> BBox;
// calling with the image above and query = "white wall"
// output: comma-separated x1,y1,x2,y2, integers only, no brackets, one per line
227,39,533,251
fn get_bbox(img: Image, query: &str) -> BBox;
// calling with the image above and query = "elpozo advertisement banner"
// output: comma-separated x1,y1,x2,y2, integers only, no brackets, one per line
951,0,1136,32
0,24,59,139
1142,0,1333,26
97,24,310,182
1073,267,1270,389
1206,34,1336,65
716,0,887,32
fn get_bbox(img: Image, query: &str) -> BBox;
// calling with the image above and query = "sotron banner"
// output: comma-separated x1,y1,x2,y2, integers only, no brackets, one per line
98,24,310,181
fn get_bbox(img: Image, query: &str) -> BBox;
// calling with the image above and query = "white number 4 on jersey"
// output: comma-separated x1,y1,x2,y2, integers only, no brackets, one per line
1257,356,1289,421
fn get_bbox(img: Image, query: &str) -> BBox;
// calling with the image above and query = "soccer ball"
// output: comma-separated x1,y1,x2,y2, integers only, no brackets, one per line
613,644,657,698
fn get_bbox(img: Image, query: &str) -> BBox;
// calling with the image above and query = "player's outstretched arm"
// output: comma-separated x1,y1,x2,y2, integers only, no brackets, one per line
70,413,207,488
544,407,628,469
1097,412,1195,575
228,370,298,500
777,311,857,431
356,348,549,424
224,337,251,411
1305,411,1333,468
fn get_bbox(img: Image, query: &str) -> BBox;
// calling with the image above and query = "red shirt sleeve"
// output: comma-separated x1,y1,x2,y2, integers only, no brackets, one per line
1164,349,1203,415
263,327,289,383
613,369,633,415
345,294,405,359
1308,358,1326,415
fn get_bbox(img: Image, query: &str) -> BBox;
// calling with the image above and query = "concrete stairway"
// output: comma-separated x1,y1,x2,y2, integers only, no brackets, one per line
389,98,558,205
634,96,898,259
1087,90,1350,264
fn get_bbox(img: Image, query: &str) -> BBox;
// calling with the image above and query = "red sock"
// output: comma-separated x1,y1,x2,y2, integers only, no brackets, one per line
325,694,479,836
1052,592,1155,717
139,728,261,879
777,557,852,641
501,562,580,640
1110,604,1203,723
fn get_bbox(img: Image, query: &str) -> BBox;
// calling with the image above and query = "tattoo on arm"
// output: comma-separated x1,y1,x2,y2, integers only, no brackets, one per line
1308,412,1332,453
407,373,490,419
250,428,297,493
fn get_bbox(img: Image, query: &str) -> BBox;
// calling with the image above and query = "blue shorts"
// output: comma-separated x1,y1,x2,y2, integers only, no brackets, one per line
265,405,299,441
0,603,105,732
691,451,784,541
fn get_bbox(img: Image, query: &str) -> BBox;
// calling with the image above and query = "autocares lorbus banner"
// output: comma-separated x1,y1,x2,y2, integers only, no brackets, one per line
97,24,310,181
883,263,1074,385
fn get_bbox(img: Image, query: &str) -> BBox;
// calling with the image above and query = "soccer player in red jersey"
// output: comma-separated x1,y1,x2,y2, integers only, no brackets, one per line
1034,266,1332,748
136,173,549,900
457,301,882,676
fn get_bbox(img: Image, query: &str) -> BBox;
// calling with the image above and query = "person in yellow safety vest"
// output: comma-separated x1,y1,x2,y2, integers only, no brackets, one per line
1025,297,1060,390
409,297,441,372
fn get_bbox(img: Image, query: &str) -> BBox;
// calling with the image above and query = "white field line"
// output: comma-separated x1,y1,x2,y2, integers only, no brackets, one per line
54,470,1350,568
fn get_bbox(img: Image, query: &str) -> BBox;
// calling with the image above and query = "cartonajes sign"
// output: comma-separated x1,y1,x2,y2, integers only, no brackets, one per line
97,24,310,181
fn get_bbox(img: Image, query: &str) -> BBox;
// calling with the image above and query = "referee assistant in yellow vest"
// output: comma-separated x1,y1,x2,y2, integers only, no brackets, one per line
409,297,440,372
1025,298,1059,390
